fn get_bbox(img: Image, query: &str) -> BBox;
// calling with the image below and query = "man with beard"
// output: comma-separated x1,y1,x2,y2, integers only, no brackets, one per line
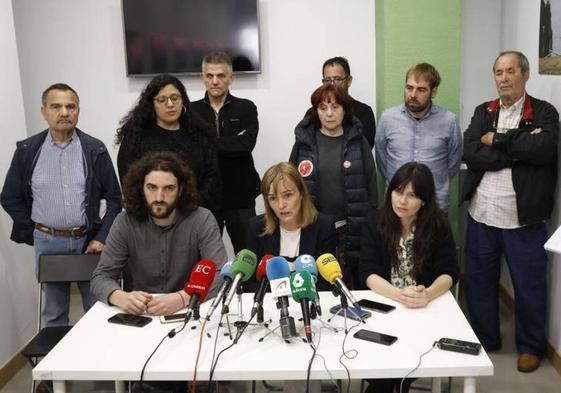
1,83,121,327
375,63,462,212
91,151,226,316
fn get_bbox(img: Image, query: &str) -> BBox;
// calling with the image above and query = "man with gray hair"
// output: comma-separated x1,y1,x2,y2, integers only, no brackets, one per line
191,52,260,254
1,83,121,327
462,51,559,372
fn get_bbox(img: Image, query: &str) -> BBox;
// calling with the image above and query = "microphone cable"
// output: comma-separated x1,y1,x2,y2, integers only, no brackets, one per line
139,319,189,387
309,326,339,392
191,318,209,393
208,312,256,392
398,341,438,393
338,318,362,393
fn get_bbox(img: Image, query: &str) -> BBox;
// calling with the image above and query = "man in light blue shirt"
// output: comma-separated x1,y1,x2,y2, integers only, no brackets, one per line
375,63,462,212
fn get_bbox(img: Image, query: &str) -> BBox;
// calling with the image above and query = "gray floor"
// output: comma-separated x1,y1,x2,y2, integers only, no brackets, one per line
3,291,561,393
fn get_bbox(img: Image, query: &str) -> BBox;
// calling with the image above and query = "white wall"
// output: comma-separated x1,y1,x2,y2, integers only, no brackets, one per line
0,0,36,367
5,0,376,359
461,0,561,354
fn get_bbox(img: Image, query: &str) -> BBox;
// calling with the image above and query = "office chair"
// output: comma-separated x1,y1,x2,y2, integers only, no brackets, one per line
21,254,100,393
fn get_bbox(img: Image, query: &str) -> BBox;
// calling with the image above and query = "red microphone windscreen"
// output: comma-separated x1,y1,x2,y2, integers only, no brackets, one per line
183,259,217,302
256,254,273,281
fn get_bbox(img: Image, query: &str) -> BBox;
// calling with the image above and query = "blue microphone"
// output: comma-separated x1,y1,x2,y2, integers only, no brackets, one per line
295,254,322,318
266,257,296,339
205,261,234,320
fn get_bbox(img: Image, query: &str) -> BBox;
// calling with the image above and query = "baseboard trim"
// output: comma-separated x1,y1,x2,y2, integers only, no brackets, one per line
0,351,27,390
498,284,561,377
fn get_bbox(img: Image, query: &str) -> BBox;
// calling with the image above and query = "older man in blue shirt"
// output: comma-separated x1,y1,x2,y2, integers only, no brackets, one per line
375,63,462,212
1,83,121,327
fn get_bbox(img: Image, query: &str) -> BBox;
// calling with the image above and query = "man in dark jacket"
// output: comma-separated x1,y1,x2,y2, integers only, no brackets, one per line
191,52,260,254
0,83,122,327
461,51,559,373
304,56,376,148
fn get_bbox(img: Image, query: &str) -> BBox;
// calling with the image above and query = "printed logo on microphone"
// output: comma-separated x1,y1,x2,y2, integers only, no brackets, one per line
195,264,213,274
291,272,304,288
300,255,314,265
298,160,313,178
270,277,292,298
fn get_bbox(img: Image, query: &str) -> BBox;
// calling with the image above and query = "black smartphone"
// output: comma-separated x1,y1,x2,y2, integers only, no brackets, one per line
108,313,152,327
159,313,186,324
329,305,372,321
357,299,396,313
353,329,397,346
437,338,481,355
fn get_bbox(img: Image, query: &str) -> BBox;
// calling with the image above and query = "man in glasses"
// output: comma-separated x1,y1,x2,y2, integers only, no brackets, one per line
305,56,376,148
1,83,121,327
191,52,260,255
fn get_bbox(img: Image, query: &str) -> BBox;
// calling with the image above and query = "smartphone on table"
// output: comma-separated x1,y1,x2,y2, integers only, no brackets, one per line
353,329,398,346
357,299,396,313
107,313,152,327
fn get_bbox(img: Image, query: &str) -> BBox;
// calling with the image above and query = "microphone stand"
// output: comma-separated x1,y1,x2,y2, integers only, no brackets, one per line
327,287,363,333
233,284,248,332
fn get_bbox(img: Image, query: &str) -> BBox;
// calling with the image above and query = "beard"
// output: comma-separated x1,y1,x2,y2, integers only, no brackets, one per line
405,98,431,115
148,200,178,219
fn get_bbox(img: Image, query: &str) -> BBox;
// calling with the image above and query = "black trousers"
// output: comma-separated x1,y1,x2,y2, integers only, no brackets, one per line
216,206,256,255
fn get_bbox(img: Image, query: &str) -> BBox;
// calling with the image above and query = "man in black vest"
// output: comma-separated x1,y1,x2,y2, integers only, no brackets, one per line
191,52,260,254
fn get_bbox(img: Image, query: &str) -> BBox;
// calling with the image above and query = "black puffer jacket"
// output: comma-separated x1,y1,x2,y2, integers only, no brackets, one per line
289,116,377,268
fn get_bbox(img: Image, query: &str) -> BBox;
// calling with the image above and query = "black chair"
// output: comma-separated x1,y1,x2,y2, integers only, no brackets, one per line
21,254,100,393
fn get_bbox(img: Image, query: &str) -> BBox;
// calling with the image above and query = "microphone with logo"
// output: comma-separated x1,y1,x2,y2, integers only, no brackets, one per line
183,259,217,324
290,270,316,343
221,249,257,316
266,256,297,341
204,261,234,321
250,254,273,323
295,254,322,318
316,253,363,313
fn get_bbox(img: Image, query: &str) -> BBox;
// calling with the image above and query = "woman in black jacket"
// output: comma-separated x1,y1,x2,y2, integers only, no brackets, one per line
246,162,336,291
116,74,221,215
360,162,459,393
289,84,377,289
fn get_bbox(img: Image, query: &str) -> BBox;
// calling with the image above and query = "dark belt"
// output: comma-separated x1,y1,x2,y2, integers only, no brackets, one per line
35,223,87,238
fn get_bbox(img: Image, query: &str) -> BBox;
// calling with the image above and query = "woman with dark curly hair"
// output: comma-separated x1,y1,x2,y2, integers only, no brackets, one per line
116,74,221,214
359,162,459,393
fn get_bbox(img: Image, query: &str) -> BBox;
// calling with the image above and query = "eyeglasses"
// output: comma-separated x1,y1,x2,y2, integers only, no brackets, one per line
153,94,182,105
321,76,348,85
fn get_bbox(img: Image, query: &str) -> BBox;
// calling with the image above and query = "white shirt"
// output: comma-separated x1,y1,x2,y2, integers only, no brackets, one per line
468,95,525,229
279,226,301,271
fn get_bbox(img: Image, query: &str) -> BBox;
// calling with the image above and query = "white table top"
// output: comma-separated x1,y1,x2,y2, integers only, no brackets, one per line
33,290,493,382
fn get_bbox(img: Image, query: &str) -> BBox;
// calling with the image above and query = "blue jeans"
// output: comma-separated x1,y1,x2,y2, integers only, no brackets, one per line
464,215,547,356
33,229,96,327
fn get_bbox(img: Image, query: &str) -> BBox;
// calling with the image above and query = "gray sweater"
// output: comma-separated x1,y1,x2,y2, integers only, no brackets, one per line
91,207,227,304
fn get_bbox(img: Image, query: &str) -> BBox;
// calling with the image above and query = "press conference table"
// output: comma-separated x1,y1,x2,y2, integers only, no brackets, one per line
33,290,493,393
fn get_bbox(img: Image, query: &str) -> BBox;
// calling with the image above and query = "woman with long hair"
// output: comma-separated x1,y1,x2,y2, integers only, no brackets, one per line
359,162,459,393
290,84,377,289
245,162,336,291
116,74,221,214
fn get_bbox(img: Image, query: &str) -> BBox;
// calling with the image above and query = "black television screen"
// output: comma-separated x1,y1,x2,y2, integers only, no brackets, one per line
122,0,261,76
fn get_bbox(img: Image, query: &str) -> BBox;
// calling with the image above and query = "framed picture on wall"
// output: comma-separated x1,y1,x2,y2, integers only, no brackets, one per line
539,0,561,74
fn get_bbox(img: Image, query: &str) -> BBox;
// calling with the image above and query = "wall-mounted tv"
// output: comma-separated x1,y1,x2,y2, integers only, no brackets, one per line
122,0,261,76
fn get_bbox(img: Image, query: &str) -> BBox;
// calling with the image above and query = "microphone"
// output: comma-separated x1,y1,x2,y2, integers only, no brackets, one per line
221,249,257,314
295,254,322,317
204,261,234,320
290,271,316,343
266,256,297,340
316,253,362,310
183,259,217,323
251,254,273,318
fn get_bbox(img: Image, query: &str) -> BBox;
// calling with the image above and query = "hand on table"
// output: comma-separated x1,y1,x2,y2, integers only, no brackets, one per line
146,292,187,316
109,290,152,315
397,285,430,308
